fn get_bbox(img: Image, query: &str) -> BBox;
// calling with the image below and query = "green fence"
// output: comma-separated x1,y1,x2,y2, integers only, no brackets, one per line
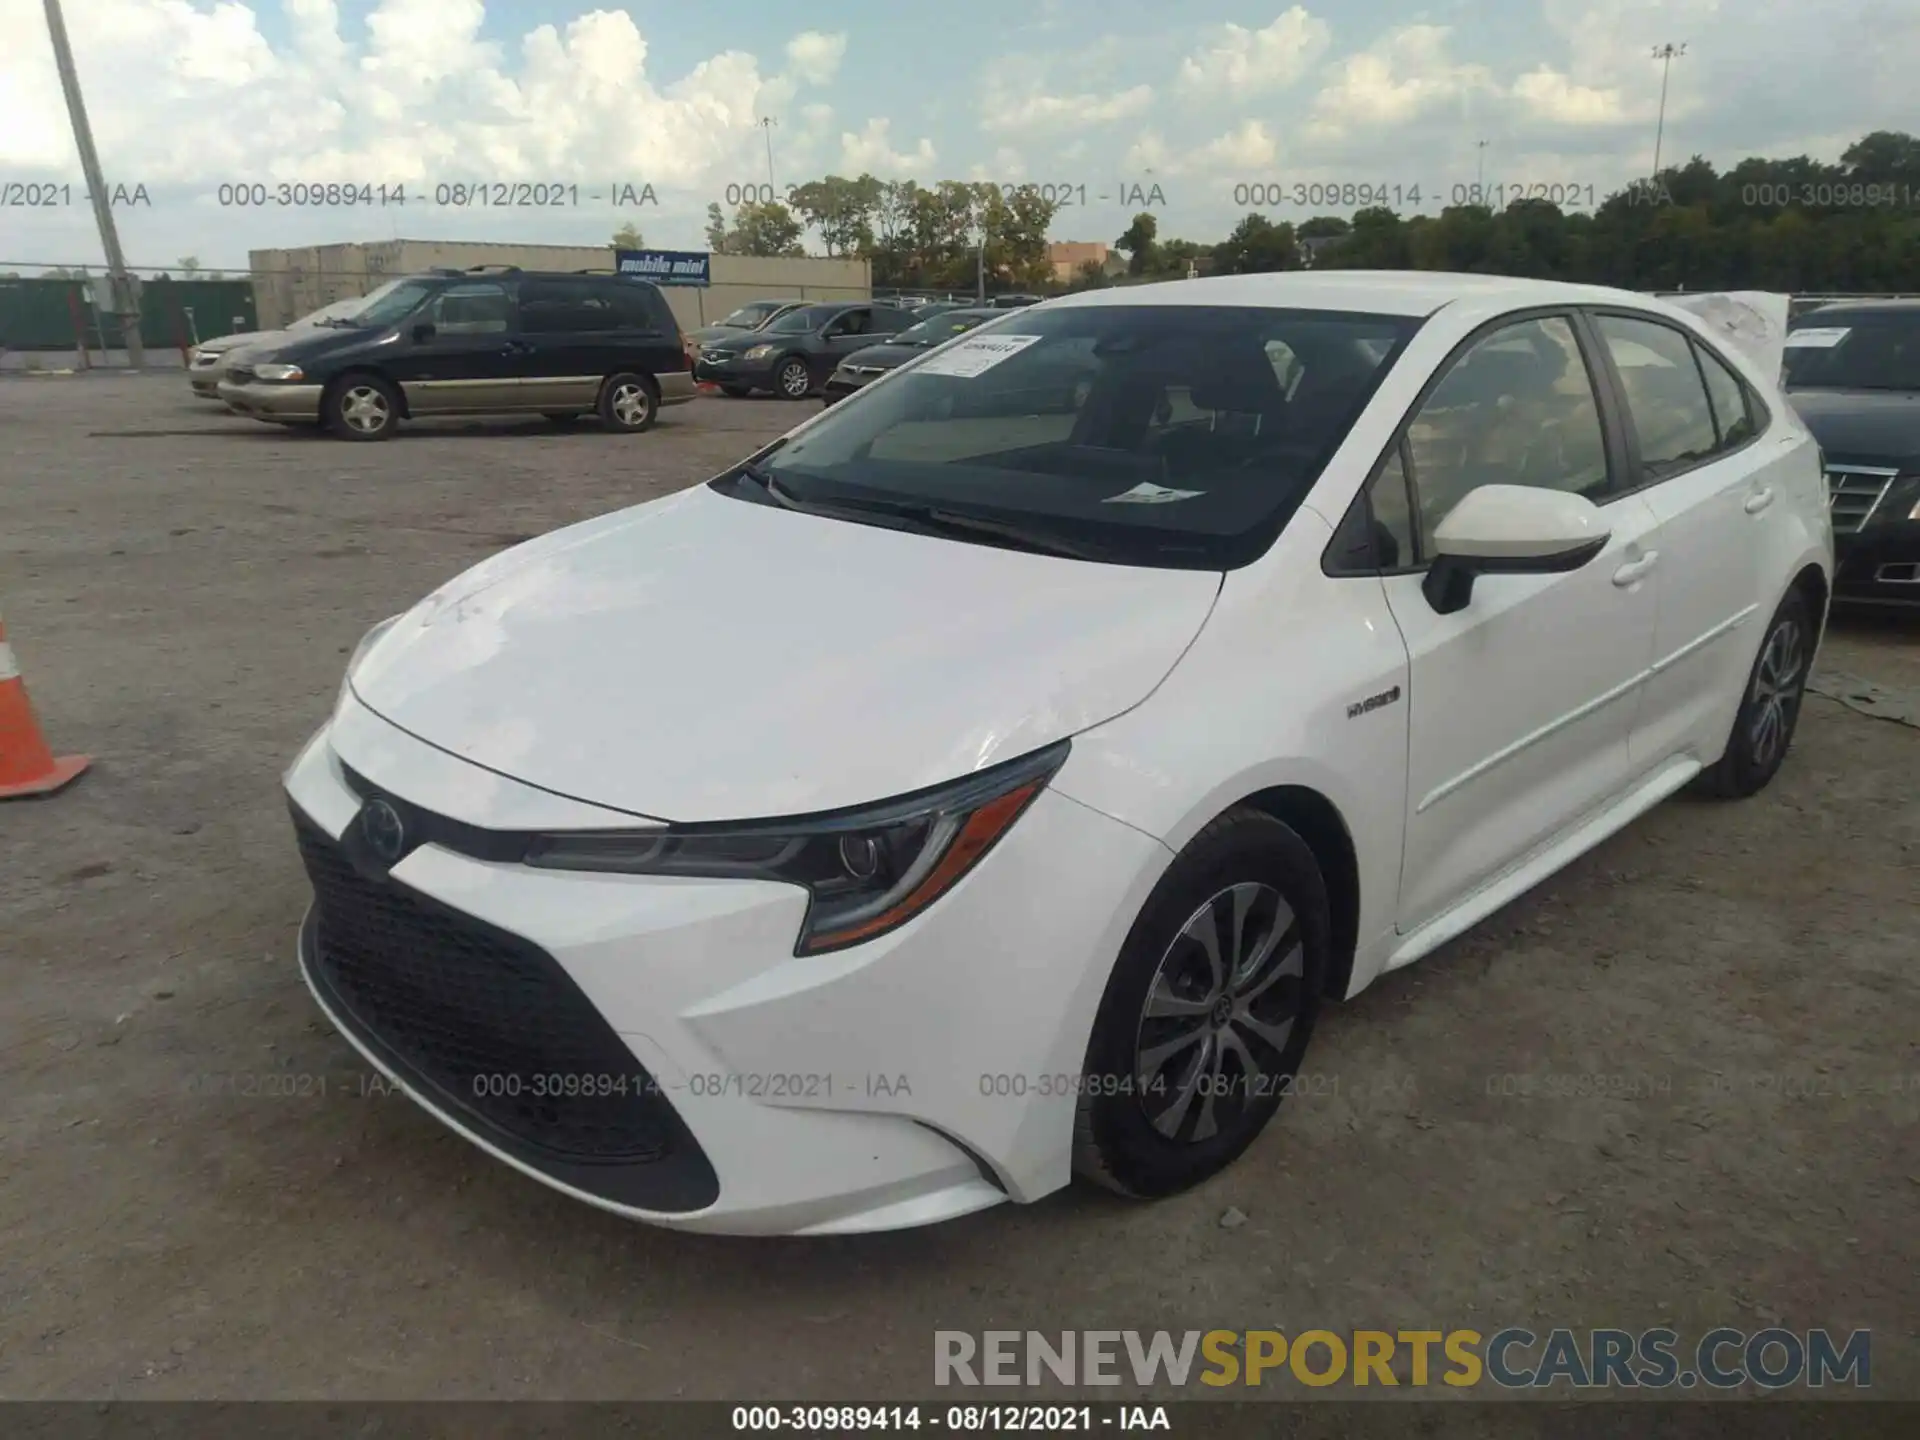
0,277,257,351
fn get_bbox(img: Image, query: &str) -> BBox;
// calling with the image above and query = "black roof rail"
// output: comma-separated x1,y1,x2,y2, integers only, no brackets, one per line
572,267,616,274
465,263,522,273
426,267,466,276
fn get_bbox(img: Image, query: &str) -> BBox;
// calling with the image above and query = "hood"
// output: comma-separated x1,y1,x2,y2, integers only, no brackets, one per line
690,323,751,344
349,483,1222,823
838,342,927,372
198,329,285,354
1786,388,1920,467
245,322,396,365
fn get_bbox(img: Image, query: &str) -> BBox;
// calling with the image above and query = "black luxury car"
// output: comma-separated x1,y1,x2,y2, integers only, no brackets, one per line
820,307,998,405
1784,300,1920,606
217,268,693,441
692,301,916,398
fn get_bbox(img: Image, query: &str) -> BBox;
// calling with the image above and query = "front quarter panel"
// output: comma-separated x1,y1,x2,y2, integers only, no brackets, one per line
1048,511,1414,998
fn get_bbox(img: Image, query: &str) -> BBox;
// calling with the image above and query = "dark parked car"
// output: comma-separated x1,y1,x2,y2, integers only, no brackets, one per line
1783,300,1920,606
988,294,1044,308
685,298,807,348
218,269,693,441
693,301,916,399
821,307,998,405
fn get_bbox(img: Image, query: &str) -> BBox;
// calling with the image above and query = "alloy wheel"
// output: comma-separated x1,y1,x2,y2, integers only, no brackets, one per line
779,361,810,398
1133,882,1304,1143
1749,615,1805,770
340,385,389,434
609,382,652,428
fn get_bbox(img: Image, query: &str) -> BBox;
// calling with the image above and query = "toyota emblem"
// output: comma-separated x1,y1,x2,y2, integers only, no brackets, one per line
360,798,406,865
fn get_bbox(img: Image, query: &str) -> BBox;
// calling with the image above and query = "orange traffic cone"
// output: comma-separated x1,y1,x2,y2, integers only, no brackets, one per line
0,607,90,799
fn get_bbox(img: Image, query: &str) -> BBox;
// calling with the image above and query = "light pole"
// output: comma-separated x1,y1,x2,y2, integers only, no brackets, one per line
42,0,143,367
756,116,778,193
1650,43,1686,180
1475,139,1488,196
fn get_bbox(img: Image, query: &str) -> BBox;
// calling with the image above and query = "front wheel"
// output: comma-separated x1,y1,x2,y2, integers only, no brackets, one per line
1073,808,1329,1199
325,374,399,441
599,373,658,433
776,357,812,399
1693,588,1814,798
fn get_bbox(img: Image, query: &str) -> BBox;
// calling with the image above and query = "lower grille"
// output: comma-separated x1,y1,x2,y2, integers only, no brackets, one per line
1826,465,1898,535
293,810,677,1163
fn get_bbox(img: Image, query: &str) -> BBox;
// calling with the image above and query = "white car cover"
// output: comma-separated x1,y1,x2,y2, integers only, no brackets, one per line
1664,291,1792,380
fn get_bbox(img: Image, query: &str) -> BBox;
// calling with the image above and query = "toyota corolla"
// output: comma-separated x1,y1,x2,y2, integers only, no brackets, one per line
285,272,1831,1236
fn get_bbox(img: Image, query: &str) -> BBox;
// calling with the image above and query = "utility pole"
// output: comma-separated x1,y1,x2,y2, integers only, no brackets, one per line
42,0,143,367
1475,139,1488,196
1650,43,1686,180
756,116,778,193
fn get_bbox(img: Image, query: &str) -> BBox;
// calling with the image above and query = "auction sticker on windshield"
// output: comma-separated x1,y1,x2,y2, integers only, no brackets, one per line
1783,327,1851,348
914,333,1045,377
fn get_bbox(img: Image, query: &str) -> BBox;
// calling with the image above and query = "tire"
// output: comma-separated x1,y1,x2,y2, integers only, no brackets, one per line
599,373,659,433
1073,808,1329,1199
775,357,812,399
719,385,751,398
1693,587,1814,799
324,373,399,441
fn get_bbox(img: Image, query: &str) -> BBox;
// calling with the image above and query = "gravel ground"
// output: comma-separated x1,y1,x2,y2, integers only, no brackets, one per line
1,375,1916,1402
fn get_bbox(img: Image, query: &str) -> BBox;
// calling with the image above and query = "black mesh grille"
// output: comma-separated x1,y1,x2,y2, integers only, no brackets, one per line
294,810,678,1163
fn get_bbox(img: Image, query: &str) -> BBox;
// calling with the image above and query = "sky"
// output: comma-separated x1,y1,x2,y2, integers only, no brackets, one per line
0,0,1911,271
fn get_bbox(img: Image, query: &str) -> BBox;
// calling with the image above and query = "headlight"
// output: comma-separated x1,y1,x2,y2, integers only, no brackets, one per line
254,362,305,382
526,740,1069,954
744,344,776,360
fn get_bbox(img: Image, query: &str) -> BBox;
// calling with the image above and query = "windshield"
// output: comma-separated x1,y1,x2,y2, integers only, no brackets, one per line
896,312,991,347
766,305,835,334
1784,312,1920,391
719,302,786,329
741,304,1417,570
338,279,436,329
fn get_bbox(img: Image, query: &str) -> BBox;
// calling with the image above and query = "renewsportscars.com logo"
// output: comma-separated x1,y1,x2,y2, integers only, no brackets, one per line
934,1328,1871,1390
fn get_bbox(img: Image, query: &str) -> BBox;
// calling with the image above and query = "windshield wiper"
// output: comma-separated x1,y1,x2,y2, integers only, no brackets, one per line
733,462,810,511
796,493,1104,560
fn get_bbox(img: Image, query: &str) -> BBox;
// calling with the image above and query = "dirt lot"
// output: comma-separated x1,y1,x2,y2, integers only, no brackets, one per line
1,374,1916,1402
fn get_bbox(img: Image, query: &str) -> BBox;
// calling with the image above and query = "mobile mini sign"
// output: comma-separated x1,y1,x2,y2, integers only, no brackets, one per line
615,249,710,287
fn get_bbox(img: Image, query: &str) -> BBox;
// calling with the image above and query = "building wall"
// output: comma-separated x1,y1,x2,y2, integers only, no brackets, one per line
247,242,872,330
1048,240,1111,285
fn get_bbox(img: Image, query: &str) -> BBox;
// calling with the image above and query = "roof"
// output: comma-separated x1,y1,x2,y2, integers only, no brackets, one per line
1044,270,1660,318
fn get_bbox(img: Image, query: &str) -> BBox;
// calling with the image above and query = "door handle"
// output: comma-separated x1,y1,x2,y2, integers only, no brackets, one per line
502,340,533,355
1744,488,1775,514
1612,551,1659,587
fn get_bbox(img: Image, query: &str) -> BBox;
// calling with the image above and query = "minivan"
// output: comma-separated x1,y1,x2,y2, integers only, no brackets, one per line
218,268,694,440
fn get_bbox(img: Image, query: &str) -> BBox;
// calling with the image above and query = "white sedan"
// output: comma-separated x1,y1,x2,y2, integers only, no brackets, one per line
283,271,1832,1235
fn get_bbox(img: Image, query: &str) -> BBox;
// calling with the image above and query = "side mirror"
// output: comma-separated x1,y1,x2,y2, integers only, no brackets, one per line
411,321,436,344
1422,484,1610,615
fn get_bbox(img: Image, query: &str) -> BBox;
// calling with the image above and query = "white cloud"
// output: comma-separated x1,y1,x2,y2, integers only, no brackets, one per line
1178,9,1332,94
838,118,936,177
1192,120,1280,170
980,83,1153,134
1306,25,1495,138
785,31,847,86
1121,131,1180,176
0,0,796,189
968,147,1027,183
1510,67,1625,125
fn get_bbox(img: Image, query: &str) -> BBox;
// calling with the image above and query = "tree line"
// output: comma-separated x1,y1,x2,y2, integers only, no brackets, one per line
696,130,1920,294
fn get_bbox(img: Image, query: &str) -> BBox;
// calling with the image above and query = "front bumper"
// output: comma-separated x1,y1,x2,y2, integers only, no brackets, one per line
219,378,323,422
283,692,1170,1234
1834,522,1920,606
822,370,881,405
693,355,780,390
